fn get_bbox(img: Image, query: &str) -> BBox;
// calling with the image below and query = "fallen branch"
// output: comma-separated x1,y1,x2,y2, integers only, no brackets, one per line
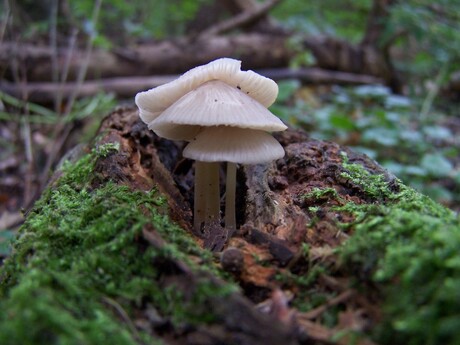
0,76,174,102
199,0,283,38
258,67,383,84
298,290,355,320
1,33,394,88
0,68,383,103
0,34,291,82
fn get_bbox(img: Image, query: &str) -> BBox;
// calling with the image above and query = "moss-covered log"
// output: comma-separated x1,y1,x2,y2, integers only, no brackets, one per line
1,108,459,345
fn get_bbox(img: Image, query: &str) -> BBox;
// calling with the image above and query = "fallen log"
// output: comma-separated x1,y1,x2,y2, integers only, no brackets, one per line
1,107,459,344
0,34,291,82
1,33,394,88
0,68,383,103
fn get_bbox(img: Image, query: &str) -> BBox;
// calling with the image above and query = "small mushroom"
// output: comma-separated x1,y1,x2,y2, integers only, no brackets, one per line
135,58,286,232
183,126,284,229
135,58,278,127
148,80,285,140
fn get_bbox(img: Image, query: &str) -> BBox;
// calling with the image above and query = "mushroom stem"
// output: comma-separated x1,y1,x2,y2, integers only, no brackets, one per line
194,161,206,231
225,162,237,230
204,161,221,224
194,161,221,231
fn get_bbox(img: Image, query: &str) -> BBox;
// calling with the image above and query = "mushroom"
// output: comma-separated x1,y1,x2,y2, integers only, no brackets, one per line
135,58,287,231
136,58,278,128
183,126,285,230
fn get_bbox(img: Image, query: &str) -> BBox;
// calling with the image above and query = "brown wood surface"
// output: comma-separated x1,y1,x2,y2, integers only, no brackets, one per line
80,107,388,344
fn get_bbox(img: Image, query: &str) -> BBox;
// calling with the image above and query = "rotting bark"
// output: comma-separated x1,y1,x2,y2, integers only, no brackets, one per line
92,108,403,344
3,107,458,344
73,108,390,343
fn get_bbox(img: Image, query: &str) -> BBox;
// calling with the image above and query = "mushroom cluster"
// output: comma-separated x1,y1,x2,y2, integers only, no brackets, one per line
135,58,287,231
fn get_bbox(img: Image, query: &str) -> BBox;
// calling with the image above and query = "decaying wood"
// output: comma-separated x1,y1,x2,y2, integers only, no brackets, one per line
302,36,394,86
0,76,172,103
1,33,394,90
0,67,382,103
80,107,391,344
1,0,404,96
0,34,291,82
141,226,298,345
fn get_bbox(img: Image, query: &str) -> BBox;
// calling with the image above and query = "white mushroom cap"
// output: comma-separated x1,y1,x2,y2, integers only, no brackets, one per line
149,80,287,141
135,58,278,124
183,126,285,164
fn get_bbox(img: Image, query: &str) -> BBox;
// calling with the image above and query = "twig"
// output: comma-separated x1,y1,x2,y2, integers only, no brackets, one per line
49,0,59,113
59,29,79,95
63,0,102,115
295,319,336,344
0,0,11,44
420,62,450,121
22,112,35,207
54,28,79,116
8,29,37,209
199,0,283,38
297,317,378,345
297,290,355,320
20,85,37,209
39,0,103,187
101,296,145,345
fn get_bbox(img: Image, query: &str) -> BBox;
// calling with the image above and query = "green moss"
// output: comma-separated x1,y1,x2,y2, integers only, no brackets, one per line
94,142,120,158
337,157,460,345
303,187,340,201
0,146,234,345
340,155,394,201
296,155,460,343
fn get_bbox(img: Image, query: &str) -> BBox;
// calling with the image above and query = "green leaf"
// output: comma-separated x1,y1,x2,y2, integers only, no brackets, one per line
353,85,391,99
351,146,377,159
276,80,300,102
329,114,355,131
423,126,453,140
420,153,453,177
404,165,427,176
362,128,398,147
0,230,15,257
454,172,460,185
385,95,411,109
422,185,453,203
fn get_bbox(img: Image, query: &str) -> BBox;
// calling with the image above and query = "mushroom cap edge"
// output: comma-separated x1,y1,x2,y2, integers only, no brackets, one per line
135,57,279,124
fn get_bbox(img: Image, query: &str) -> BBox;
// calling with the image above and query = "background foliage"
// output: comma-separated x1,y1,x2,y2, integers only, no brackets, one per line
1,0,459,211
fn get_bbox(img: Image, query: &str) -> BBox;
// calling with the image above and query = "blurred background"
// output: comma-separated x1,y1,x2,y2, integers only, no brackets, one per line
1,0,459,250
